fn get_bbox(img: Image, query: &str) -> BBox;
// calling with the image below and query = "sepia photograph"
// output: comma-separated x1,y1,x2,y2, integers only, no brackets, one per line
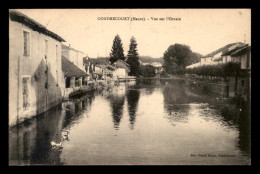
8,8,251,165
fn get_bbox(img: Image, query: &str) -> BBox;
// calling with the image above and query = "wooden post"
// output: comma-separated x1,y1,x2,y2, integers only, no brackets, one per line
70,76,75,88
79,77,82,87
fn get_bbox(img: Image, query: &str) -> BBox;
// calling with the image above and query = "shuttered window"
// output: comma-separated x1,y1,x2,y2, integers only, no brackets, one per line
22,77,30,109
23,31,30,57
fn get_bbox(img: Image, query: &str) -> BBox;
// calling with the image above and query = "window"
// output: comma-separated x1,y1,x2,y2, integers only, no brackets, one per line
56,70,59,86
45,39,48,59
22,77,30,110
23,30,30,57
65,78,70,88
56,45,58,62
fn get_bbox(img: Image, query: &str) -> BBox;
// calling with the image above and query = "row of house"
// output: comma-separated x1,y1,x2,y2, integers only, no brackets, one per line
9,10,132,126
186,42,250,69
86,58,131,82
185,42,251,103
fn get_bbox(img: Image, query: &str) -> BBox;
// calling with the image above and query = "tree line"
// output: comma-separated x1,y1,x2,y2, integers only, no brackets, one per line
90,36,204,77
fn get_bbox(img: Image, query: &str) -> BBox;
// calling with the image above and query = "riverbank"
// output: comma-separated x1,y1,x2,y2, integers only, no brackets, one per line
138,74,250,102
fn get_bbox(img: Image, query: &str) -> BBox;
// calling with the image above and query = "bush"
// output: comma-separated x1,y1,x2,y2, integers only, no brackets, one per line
185,62,241,77
140,65,156,77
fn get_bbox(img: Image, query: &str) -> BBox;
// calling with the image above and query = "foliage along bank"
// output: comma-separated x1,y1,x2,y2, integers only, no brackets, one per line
176,62,245,78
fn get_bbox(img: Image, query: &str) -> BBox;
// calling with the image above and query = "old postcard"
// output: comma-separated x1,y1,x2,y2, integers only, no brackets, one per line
9,9,251,165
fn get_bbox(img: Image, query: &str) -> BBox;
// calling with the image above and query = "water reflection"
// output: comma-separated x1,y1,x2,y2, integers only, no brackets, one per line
126,89,140,129
162,79,251,156
221,102,251,155
9,93,95,165
162,80,190,124
136,79,156,95
9,79,250,165
108,84,126,130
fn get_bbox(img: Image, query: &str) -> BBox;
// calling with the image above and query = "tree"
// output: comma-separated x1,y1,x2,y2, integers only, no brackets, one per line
163,44,193,74
186,52,203,66
126,37,140,76
109,34,125,64
140,65,156,77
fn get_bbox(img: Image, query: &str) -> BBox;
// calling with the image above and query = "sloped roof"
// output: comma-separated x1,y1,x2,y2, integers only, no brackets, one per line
9,10,65,42
222,44,249,56
96,64,116,70
62,56,88,77
117,59,130,66
231,45,251,56
213,57,223,61
113,59,130,69
62,44,84,54
202,43,240,58
96,64,106,69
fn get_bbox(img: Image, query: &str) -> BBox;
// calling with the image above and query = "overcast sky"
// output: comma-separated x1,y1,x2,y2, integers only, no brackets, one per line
15,9,251,58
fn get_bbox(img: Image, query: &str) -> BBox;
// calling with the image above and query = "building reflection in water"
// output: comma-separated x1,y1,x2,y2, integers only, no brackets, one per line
220,101,251,155
162,79,250,156
9,92,95,165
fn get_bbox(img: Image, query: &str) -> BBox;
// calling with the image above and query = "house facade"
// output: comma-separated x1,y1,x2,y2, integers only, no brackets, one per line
95,64,117,80
186,62,201,69
62,44,85,71
187,42,246,69
112,59,130,80
221,43,247,64
229,45,251,102
62,56,89,98
9,10,65,126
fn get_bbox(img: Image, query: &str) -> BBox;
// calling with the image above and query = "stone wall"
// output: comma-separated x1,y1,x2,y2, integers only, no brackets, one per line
9,19,65,127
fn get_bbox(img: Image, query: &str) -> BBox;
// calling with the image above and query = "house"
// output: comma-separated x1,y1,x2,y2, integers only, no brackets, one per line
9,10,66,126
221,43,247,64
112,59,130,80
200,42,245,66
95,64,117,80
230,45,251,70
62,44,85,72
151,62,162,67
186,62,201,69
229,45,251,102
62,56,89,98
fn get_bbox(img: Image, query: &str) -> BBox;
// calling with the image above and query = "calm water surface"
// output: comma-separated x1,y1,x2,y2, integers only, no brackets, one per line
9,79,251,165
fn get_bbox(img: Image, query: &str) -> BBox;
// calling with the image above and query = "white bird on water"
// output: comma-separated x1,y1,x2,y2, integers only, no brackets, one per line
50,141,62,148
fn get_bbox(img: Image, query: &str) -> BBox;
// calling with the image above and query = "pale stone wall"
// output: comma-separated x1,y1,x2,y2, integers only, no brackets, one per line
9,19,65,126
62,46,85,71
113,68,127,79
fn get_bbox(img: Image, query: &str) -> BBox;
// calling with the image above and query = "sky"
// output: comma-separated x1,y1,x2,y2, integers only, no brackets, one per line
14,9,251,58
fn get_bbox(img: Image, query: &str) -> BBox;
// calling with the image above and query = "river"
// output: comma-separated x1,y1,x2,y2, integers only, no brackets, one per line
9,79,251,165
